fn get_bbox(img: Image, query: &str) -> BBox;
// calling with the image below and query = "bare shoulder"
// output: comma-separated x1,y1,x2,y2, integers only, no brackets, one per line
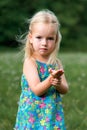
23,57,37,74
24,57,37,67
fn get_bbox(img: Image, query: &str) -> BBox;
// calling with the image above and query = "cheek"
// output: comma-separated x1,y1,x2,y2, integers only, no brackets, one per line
52,43,56,52
32,42,39,51
50,42,56,50
32,44,36,50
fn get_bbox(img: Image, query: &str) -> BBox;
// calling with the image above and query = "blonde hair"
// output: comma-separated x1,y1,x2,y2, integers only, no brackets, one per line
22,9,62,64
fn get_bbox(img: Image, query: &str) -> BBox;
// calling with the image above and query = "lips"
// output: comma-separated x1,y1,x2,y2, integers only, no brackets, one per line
40,48,48,51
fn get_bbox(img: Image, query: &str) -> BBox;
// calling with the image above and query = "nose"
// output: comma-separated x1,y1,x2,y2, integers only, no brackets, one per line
41,39,47,46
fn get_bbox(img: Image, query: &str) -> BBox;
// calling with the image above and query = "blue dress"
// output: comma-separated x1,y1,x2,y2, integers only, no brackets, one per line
14,60,66,130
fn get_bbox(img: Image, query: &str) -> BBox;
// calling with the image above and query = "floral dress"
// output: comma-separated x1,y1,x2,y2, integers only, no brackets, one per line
14,60,66,130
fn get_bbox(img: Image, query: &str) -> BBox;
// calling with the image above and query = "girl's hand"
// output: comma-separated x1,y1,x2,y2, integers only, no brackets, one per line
49,68,64,79
49,68,64,87
50,76,62,87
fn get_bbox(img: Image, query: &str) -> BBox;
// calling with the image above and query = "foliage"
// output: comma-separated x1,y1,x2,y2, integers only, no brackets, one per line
0,50,87,130
0,0,87,51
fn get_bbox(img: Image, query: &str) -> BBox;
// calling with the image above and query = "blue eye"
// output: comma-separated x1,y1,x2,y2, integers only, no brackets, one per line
36,36,42,39
47,37,54,40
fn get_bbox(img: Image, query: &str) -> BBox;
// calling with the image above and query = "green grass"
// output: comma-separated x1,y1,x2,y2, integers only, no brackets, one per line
0,51,87,130
59,53,87,130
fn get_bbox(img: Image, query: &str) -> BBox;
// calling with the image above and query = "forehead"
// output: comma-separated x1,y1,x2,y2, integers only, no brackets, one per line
32,23,57,35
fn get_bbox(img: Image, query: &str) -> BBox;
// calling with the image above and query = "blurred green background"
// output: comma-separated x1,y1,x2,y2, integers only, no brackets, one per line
0,0,87,130
0,0,87,51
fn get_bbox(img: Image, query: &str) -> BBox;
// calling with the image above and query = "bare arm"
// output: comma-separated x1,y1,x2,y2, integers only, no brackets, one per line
56,73,69,94
23,58,52,96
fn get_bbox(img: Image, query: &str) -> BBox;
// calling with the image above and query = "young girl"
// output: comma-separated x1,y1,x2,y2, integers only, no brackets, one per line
14,9,68,130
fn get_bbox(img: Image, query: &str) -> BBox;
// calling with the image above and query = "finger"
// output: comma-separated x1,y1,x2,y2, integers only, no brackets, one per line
49,68,55,77
52,69,64,78
49,68,52,72
57,69,64,78
51,78,59,85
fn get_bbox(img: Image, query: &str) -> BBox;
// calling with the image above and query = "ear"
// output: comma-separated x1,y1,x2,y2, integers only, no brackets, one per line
29,33,33,43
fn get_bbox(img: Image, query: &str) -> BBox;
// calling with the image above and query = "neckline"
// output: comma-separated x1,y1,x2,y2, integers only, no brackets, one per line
31,55,49,64
31,57,48,65
36,60,48,65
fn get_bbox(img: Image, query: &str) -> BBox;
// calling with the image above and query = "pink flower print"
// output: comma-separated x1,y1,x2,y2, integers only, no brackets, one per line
28,117,35,123
39,103,46,108
40,66,45,74
28,87,31,91
26,99,30,104
46,117,49,122
56,114,62,121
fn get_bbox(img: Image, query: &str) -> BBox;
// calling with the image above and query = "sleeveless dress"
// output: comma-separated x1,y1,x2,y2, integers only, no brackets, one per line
14,60,66,130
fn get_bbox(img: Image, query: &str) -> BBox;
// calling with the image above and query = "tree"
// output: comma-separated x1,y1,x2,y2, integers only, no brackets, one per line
0,0,87,51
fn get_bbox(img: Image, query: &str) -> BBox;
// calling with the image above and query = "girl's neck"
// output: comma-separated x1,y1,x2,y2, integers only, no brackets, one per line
32,54,50,63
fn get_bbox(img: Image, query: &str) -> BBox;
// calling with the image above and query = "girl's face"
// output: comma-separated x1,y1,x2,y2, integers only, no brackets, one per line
29,23,57,59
